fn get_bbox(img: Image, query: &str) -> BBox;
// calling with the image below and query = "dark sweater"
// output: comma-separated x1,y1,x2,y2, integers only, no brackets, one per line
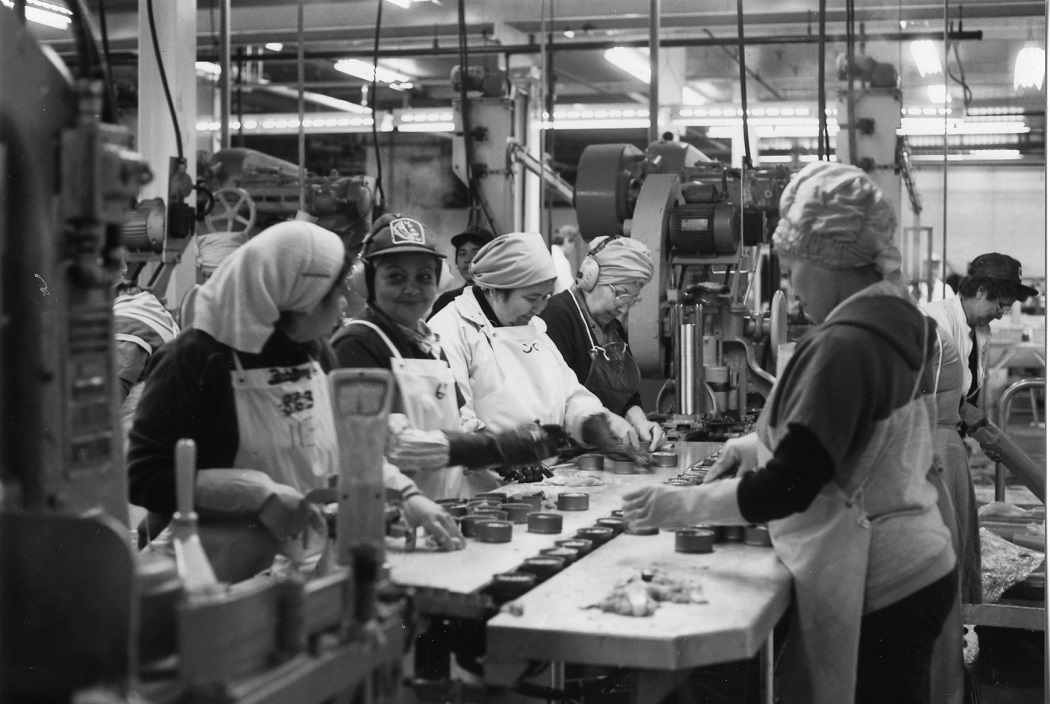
127,329,336,517
538,289,642,416
428,285,465,320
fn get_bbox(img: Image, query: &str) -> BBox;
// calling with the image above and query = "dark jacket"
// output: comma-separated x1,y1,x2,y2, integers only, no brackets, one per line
428,285,466,320
538,289,642,416
127,329,336,517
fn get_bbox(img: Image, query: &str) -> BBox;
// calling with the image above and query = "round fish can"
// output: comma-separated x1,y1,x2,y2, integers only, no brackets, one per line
576,454,604,472
513,494,544,511
596,517,626,536
675,528,715,554
476,519,514,543
557,492,590,511
501,502,534,524
693,524,725,542
540,546,580,566
460,515,496,538
442,503,469,518
624,524,659,536
722,525,744,543
527,512,563,534
467,499,502,511
576,525,615,546
652,451,678,468
555,538,594,556
744,525,773,547
519,555,566,582
490,571,536,603
608,458,637,474
474,491,509,503
473,507,509,521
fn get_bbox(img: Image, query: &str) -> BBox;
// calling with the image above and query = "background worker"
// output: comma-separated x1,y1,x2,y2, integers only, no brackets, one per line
429,225,494,318
331,214,559,499
550,224,580,293
921,253,1044,503
539,235,666,451
128,221,463,573
428,231,638,455
623,162,957,704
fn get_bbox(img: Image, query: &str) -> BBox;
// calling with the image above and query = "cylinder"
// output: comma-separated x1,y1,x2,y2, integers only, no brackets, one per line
527,512,563,534
675,528,715,554
555,538,594,556
576,454,605,472
679,322,695,415
476,520,514,543
501,503,534,524
518,556,566,583
557,493,590,511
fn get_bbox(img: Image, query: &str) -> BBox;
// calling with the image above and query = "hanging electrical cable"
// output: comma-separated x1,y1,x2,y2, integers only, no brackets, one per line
94,0,119,120
947,30,974,114
67,0,118,124
817,0,828,160
735,0,752,167
370,0,386,216
145,0,183,159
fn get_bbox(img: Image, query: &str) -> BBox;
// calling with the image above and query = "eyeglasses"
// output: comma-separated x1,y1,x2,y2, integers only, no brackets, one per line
605,284,642,308
991,293,1015,314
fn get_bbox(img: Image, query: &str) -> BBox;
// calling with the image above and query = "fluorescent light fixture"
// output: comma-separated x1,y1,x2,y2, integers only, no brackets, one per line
384,0,412,8
0,0,73,29
398,122,456,133
897,119,1029,136
682,86,708,105
262,85,372,114
910,40,942,77
1013,46,1046,90
927,84,952,104
544,118,651,131
604,47,651,83
564,30,576,38
334,58,409,84
755,155,793,163
265,42,284,52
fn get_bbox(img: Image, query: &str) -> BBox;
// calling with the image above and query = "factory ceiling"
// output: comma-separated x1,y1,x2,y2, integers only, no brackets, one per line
23,0,1049,164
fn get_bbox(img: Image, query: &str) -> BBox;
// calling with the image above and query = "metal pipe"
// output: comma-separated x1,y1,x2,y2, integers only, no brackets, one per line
694,304,705,416
679,321,694,416
994,378,1045,502
297,0,306,212
648,0,661,144
219,0,231,149
509,142,575,205
196,30,984,62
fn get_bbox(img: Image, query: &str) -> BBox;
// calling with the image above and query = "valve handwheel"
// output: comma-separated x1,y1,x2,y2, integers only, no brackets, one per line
206,187,257,236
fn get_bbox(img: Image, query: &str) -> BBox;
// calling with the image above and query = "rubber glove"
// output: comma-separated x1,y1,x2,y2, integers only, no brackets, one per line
386,427,451,471
402,495,465,551
702,432,761,483
583,411,639,450
622,477,746,530
625,406,667,452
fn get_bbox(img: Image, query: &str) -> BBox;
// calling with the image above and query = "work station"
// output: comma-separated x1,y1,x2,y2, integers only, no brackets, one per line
0,1,1045,702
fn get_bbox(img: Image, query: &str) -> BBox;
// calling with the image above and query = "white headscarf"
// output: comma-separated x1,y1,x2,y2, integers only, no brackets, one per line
589,236,655,287
773,161,901,278
470,232,557,290
194,221,345,353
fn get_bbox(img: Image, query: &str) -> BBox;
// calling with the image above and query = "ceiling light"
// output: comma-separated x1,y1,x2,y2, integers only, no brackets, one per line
0,0,72,29
384,0,412,8
927,84,952,103
1013,45,1045,90
604,47,650,84
334,58,409,84
564,30,575,38
265,43,284,52
195,61,222,78
910,40,942,77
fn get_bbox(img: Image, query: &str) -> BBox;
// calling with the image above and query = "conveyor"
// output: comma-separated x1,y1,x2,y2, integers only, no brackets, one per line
387,442,792,704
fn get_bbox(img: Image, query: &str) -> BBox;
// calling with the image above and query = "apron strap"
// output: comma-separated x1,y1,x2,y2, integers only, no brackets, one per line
231,349,245,373
341,320,404,360
568,289,606,359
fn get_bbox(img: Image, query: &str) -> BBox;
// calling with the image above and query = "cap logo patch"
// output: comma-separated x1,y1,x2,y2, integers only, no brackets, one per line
389,218,426,245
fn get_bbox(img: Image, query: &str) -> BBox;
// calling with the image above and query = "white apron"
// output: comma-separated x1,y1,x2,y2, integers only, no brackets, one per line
761,437,873,704
344,321,499,499
472,323,570,433
230,352,337,492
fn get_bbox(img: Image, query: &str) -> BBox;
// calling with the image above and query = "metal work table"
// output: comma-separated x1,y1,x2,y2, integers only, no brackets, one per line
386,442,793,704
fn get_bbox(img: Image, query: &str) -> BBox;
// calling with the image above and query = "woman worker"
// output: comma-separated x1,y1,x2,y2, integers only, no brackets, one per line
428,231,638,455
538,235,666,451
127,220,463,567
331,214,558,499
622,162,957,704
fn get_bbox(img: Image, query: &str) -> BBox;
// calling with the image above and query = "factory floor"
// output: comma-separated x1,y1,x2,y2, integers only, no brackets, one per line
968,399,1046,704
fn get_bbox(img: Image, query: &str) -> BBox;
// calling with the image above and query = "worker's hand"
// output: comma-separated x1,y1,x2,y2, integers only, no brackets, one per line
625,406,667,452
622,478,745,530
493,424,561,465
401,495,465,551
703,433,761,483
583,412,639,450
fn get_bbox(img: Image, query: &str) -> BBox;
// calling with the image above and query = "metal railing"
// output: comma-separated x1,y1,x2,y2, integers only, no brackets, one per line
994,377,1045,502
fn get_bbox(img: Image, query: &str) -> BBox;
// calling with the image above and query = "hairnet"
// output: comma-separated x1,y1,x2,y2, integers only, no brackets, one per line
469,232,557,290
772,162,901,277
194,221,346,353
590,236,655,287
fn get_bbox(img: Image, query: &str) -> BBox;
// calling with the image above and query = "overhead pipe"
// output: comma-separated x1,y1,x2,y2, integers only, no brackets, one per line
508,142,575,205
197,29,983,62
